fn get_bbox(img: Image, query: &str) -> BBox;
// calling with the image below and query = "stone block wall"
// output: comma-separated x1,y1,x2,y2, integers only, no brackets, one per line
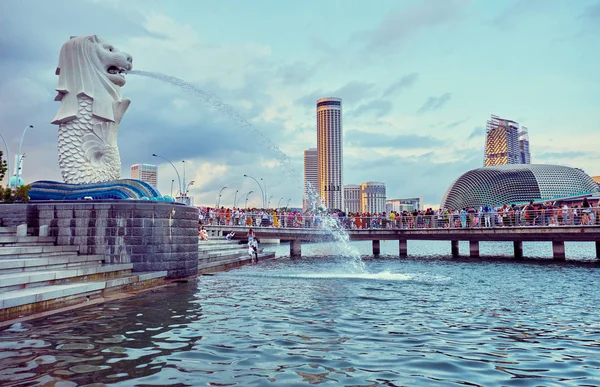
0,201,199,279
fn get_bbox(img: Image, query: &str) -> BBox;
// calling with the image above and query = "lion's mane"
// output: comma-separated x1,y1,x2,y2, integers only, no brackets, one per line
52,35,122,124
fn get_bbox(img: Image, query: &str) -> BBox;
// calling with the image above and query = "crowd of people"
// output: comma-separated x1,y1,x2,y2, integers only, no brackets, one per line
197,198,599,230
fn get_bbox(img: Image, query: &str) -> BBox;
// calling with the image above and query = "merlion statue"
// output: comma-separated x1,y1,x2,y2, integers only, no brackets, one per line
51,35,132,184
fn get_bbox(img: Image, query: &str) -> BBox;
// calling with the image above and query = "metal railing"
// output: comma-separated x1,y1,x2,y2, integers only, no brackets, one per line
199,207,600,230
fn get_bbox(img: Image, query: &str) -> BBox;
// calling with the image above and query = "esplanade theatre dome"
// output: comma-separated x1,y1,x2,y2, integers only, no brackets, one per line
440,164,599,210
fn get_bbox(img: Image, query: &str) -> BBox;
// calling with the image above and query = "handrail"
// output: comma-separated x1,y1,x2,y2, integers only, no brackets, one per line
198,206,600,229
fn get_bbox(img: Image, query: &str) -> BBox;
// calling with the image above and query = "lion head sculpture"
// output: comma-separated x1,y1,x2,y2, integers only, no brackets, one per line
52,35,133,124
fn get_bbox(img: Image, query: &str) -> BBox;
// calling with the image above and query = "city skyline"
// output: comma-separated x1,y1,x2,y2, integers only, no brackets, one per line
1,0,598,208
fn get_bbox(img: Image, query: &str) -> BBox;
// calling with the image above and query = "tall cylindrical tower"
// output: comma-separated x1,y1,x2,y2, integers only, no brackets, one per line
317,97,343,210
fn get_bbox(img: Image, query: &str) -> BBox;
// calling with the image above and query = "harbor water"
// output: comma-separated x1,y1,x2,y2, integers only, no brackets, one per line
1,241,599,386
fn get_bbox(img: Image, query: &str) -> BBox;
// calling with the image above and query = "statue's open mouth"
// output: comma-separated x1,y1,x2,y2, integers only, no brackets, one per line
107,65,127,76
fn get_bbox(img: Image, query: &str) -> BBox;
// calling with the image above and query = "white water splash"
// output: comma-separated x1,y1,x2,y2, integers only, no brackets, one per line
130,70,364,271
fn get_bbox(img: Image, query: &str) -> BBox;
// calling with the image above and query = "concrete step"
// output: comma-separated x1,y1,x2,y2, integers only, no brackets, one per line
0,250,80,260
0,282,106,311
0,270,168,322
0,245,79,258
0,227,17,234
199,247,248,259
199,250,250,264
198,251,276,274
103,271,167,294
0,264,133,292
0,235,56,246
198,239,243,246
198,244,247,253
0,255,105,274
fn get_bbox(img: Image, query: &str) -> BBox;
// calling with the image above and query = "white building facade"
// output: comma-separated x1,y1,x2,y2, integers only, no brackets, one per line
317,97,344,210
130,164,158,187
386,198,420,213
303,148,318,210
343,184,361,214
360,182,386,213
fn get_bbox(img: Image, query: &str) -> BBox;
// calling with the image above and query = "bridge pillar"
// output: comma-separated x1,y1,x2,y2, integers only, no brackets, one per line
399,239,407,258
469,241,479,258
514,241,523,259
372,240,380,256
596,241,600,259
451,240,459,258
290,239,301,258
552,241,565,260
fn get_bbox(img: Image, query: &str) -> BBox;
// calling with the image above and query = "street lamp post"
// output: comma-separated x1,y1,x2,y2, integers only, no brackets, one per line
244,174,265,208
185,181,195,195
216,186,227,209
152,153,182,197
286,198,291,208
263,180,268,210
244,190,254,209
267,195,274,209
170,179,174,197
15,125,33,188
182,160,186,196
0,132,10,187
277,197,284,209
233,190,239,208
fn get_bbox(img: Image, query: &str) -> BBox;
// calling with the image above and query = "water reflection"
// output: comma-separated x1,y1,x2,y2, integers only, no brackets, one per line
1,255,600,386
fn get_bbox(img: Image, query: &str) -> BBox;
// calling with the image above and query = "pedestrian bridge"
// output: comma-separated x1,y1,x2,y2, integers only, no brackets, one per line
205,225,600,260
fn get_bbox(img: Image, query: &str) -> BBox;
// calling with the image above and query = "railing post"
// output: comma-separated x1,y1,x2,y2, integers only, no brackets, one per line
451,240,459,258
399,239,407,258
372,240,380,256
552,240,565,260
469,240,479,258
514,241,523,259
290,239,301,258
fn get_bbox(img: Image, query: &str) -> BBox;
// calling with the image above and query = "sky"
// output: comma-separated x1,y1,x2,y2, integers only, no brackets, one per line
0,0,598,209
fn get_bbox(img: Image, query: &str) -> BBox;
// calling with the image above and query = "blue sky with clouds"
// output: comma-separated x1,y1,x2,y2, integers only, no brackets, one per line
0,0,598,208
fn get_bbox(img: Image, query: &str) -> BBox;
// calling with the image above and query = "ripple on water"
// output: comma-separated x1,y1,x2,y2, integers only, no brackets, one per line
0,258,599,386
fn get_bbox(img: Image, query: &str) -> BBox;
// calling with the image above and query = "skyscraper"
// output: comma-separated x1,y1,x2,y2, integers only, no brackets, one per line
519,127,531,164
317,97,343,210
484,114,532,167
303,148,318,210
130,164,158,187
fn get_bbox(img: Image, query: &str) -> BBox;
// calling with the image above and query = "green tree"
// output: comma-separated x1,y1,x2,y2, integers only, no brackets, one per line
0,151,7,183
2,188,14,204
15,184,31,203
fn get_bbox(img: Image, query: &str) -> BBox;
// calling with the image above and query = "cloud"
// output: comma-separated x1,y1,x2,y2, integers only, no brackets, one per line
492,0,555,27
468,126,485,140
580,2,600,32
294,81,377,109
382,73,419,97
536,151,599,161
343,149,481,206
358,0,470,52
276,61,315,85
345,130,443,149
445,118,470,129
417,93,452,114
349,100,393,118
